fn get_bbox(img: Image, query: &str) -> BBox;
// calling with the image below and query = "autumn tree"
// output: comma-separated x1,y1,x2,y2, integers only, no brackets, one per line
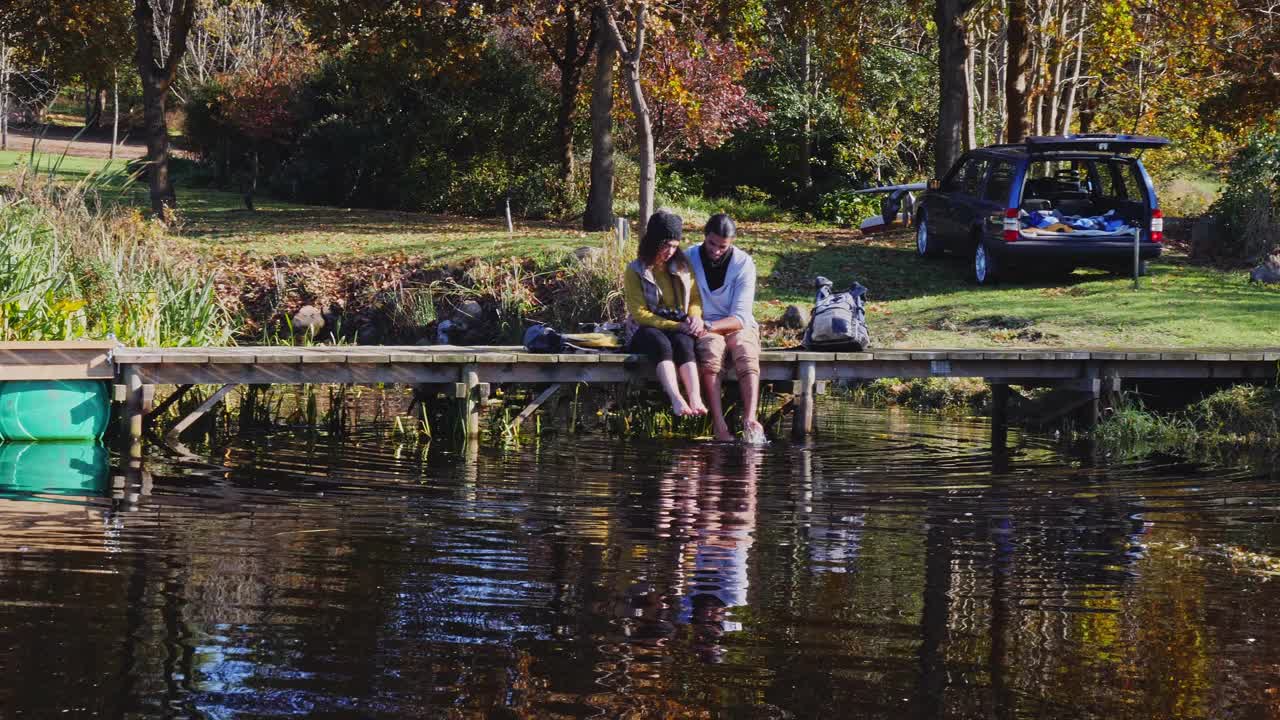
1005,0,1031,143
643,28,765,161
290,0,500,70
599,0,657,225
507,1,599,189
0,0,132,145
585,5,617,231
218,50,312,210
934,0,980,177
134,0,199,216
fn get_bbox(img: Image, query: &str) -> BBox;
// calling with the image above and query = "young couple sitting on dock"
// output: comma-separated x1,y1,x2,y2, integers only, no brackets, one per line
624,210,765,444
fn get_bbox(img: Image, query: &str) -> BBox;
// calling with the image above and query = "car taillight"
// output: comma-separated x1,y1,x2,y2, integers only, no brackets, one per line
1003,208,1020,242
1150,209,1164,243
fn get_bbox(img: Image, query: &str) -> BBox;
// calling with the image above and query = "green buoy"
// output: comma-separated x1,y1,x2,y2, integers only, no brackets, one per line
0,442,108,496
0,380,110,441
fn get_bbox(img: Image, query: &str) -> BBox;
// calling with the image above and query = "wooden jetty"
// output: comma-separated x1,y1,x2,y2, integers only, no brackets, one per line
3,342,1277,447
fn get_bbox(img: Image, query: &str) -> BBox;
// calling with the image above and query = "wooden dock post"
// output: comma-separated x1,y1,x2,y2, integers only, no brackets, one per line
991,382,1009,453
792,360,817,440
121,365,145,457
458,364,481,437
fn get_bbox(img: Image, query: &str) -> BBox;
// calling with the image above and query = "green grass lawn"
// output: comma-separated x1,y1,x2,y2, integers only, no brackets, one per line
5,148,1277,350
740,226,1280,349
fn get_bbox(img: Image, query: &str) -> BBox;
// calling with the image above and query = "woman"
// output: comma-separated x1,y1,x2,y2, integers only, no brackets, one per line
624,210,708,417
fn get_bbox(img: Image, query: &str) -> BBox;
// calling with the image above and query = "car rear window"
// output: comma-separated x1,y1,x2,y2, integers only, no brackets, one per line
1023,157,1148,203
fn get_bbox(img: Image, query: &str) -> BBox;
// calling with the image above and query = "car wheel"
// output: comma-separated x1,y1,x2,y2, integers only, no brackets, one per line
916,212,941,258
974,242,1000,285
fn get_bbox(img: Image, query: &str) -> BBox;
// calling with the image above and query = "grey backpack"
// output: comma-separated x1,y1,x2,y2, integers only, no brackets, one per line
802,276,871,351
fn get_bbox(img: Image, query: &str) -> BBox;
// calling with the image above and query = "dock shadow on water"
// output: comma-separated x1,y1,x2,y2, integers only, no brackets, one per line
2,399,1280,718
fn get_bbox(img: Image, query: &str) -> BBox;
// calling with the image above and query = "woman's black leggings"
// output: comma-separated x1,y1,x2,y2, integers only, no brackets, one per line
629,326,695,365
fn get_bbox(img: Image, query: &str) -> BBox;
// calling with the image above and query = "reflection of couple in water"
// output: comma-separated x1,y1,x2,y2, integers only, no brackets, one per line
633,446,759,662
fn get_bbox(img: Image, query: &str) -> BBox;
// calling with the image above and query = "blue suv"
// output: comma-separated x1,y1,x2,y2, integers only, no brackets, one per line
915,134,1168,284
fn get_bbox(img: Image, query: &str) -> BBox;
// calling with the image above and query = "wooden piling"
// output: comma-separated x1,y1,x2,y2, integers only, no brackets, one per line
459,364,481,437
792,361,817,440
121,365,145,459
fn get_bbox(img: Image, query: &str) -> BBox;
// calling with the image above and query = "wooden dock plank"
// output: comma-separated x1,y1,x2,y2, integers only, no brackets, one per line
430,353,477,364
514,354,559,363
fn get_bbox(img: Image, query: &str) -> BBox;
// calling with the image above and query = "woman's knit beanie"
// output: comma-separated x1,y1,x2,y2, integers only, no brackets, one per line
645,210,683,243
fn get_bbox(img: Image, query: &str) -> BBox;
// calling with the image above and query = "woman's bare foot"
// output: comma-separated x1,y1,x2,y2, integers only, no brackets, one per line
742,419,767,445
688,400,709,416
671,398,694,416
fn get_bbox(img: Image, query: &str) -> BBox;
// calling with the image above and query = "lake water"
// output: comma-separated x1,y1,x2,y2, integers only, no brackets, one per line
2,402,1279,719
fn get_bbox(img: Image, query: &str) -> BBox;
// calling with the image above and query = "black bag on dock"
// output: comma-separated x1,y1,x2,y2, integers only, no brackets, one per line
523,324,565,353
802,276,871,351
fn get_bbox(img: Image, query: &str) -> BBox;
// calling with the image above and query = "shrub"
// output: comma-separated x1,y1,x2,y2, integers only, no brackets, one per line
1206,125,1280,261
268,43,562,217
817,189,881,226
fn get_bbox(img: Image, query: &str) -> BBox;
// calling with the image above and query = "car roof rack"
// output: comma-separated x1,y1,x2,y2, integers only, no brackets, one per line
1025,134,1171,154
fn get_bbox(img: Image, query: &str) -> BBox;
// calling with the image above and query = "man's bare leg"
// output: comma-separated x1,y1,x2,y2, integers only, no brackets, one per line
701,368,734,440
739,372,764,439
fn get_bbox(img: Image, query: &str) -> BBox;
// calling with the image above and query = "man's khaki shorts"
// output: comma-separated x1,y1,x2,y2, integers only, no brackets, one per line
695,326,761,378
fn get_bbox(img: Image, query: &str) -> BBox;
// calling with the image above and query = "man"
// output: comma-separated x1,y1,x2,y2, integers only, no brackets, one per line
687,213,765,443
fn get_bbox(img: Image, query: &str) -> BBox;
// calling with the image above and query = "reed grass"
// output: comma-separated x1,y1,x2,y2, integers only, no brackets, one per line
1094,386,1280,456
0,165,235,346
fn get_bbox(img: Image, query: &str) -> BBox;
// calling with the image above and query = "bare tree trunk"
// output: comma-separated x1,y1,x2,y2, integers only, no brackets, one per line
800,23,813,189
996,24,1007,143
1046,0,1067,135
1033,92,1044,136
0,35,9,152
1005,0,1031,143
1079,84,1098,133
138,69,174,212
980,26,991,119
1060,3,1086,134
584,6,617,231
547,2,597,192
965,35,977,149
601,1,655,226
1132,52,1145,134
935,0,976,177
111,70,119,160
133,0,196,217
